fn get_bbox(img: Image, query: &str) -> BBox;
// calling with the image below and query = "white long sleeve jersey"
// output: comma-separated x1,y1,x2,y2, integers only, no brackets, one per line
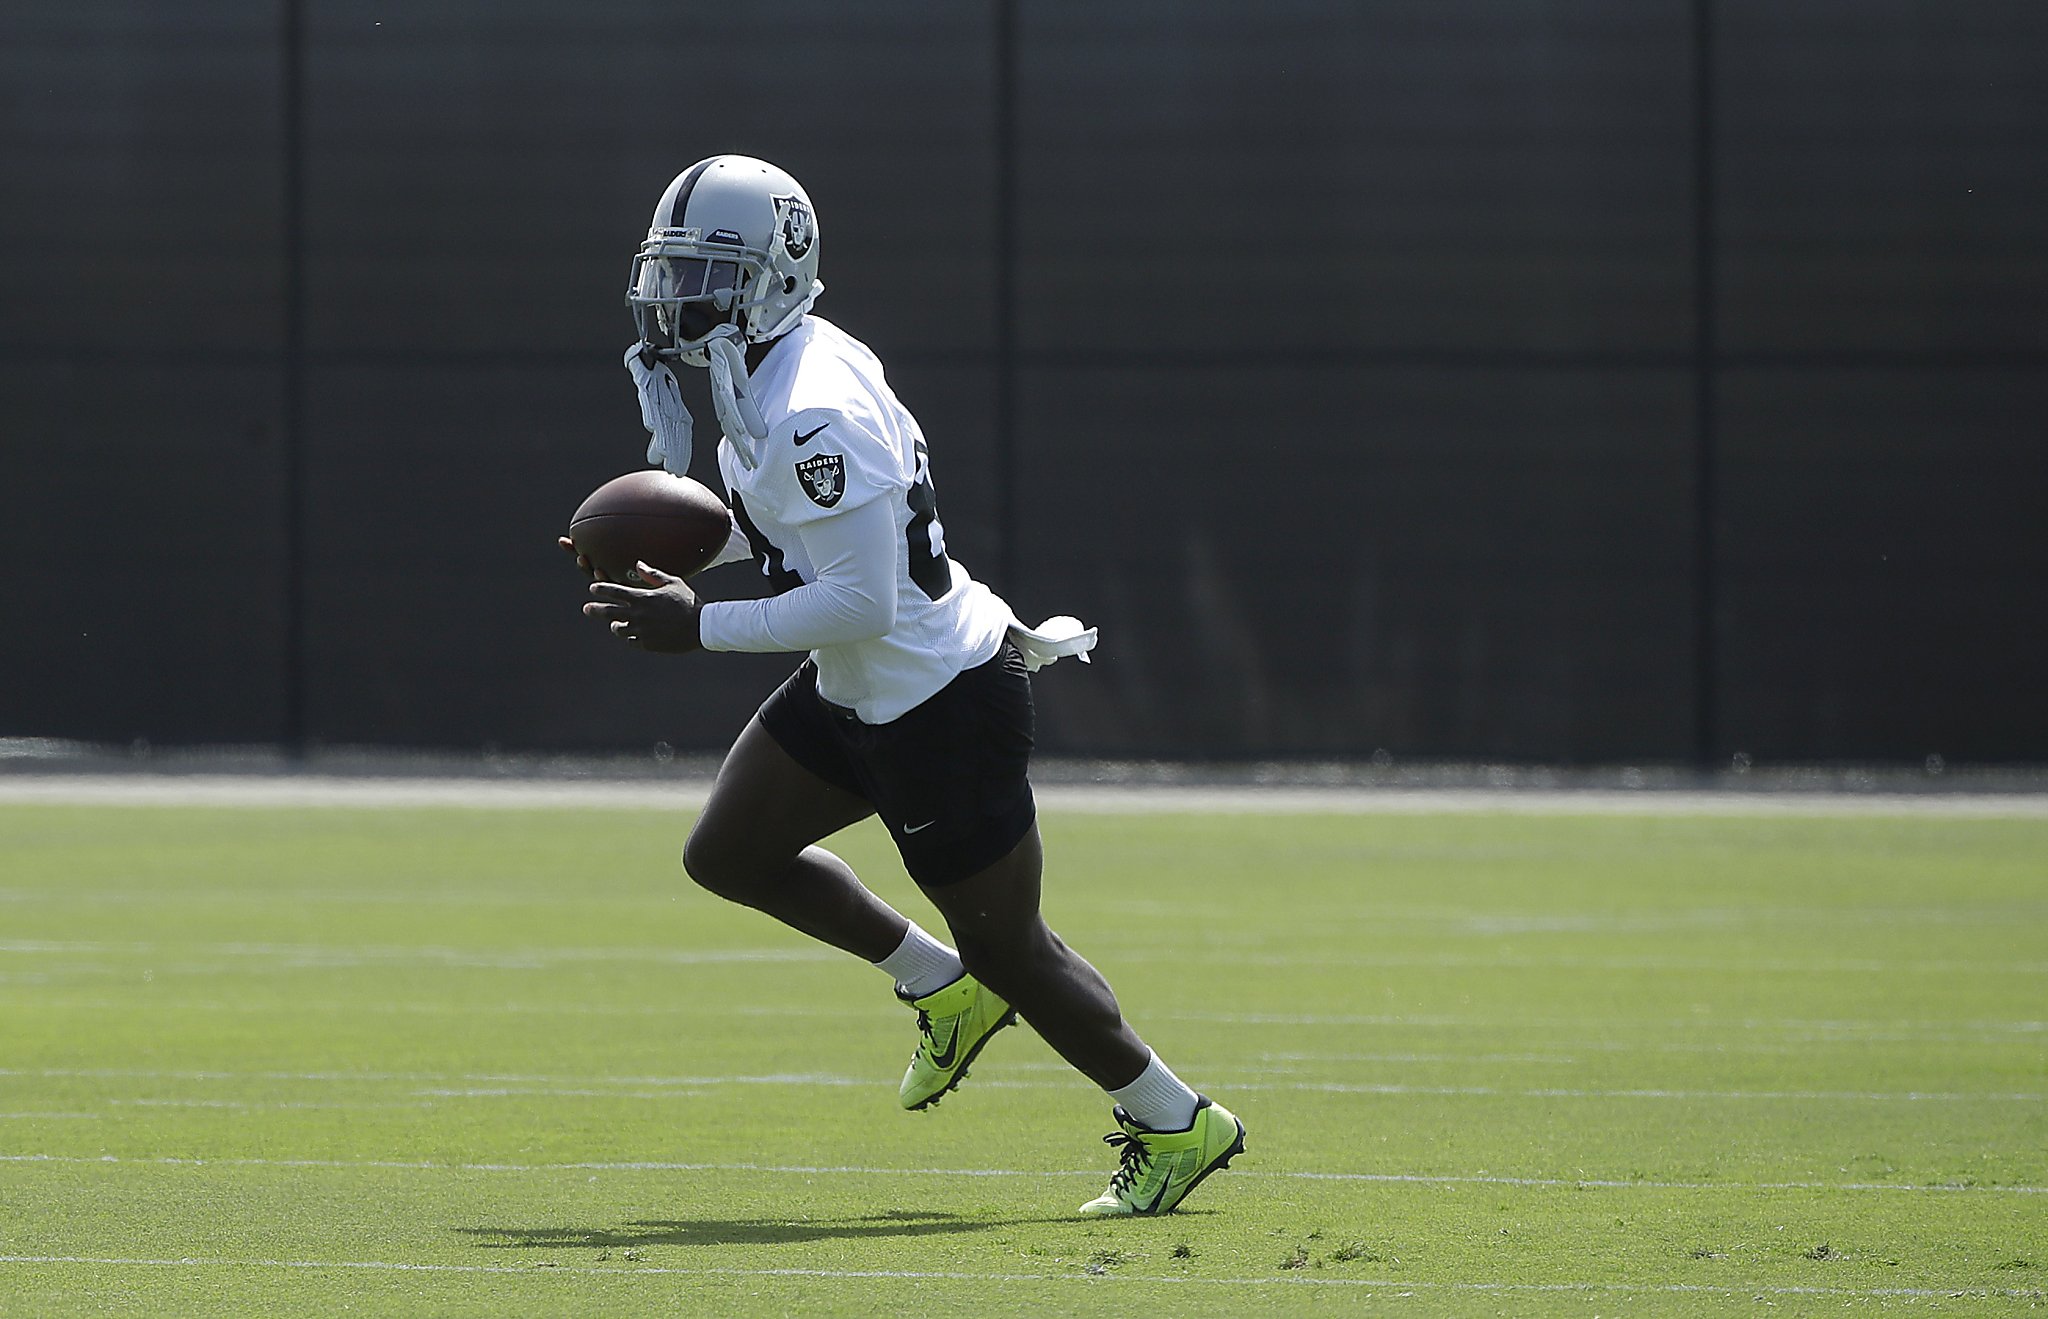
697,316,1014,724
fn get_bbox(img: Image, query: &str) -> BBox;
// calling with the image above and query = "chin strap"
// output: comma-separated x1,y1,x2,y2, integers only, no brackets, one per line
625,342,692,475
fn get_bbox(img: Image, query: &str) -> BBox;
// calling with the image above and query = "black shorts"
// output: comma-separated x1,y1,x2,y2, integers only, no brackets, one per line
755,642,1037,887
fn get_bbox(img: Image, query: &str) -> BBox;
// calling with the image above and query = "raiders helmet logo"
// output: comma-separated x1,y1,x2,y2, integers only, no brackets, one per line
794,452,844,508
776,195,815,261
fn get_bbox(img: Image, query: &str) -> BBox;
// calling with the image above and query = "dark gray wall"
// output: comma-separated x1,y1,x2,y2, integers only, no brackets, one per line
3,1,2043,762
1712,1,2048,762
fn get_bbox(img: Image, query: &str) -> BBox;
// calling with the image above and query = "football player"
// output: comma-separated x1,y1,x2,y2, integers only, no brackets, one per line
566,155,1243,1216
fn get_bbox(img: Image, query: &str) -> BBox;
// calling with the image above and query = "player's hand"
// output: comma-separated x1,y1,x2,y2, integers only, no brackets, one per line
558,535,607,582
583,562,702,653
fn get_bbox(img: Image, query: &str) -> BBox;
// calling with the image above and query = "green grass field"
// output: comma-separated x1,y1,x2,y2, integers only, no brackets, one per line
1,798,2043,1315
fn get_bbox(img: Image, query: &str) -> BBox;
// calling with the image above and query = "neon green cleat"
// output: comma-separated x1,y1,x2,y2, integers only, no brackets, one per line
1077,1097,1246,1216
896,973,1018,1110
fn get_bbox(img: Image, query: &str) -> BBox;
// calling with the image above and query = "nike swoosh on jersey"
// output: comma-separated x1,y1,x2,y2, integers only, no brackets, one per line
902,820,937,834
794,422,829,445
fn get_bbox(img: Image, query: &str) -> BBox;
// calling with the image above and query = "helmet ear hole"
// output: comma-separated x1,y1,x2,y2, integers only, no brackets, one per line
783,276,797,294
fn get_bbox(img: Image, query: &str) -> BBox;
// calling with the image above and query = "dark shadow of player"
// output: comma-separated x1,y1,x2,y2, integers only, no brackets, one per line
457,1209,1071,1249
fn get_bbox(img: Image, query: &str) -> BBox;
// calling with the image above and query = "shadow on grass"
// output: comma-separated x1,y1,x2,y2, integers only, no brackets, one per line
458,1209,1067,1250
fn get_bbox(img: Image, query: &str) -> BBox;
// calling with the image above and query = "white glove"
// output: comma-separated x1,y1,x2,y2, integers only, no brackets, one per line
624,342,693,475
706,331,769,445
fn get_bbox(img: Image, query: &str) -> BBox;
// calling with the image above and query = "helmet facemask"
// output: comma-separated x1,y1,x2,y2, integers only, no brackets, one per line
628,244,760,361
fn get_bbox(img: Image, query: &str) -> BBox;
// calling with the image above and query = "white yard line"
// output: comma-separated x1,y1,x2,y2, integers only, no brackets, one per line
1117,951,2048,974
110,1099,436,1112
7,998,2039,1048
1,1155,2041,1196
0,1065,2031,1105
1211,1081,2043,1101
1174,1011,2048,1034
411,1087,704,1100
0,1067,859,1088
395,1077,2048,1103
0,940,834,969
0,996,899,1022
8,1065,2039,1089
4,773,2047,816
10,895,2037,936
0,1254,2035,1298
3,939,2041,979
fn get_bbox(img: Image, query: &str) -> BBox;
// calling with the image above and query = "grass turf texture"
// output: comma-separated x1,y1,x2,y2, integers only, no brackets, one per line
1,803,2043,1316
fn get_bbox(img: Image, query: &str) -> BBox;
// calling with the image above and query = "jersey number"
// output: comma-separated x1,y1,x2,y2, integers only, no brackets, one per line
906,437,952,600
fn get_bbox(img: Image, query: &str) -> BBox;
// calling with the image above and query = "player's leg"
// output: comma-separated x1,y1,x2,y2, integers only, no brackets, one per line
921,828,1245,1216
868,644,1242,1212
682,713,904,959
861,645,1151,1087
689,663,1001,1108
916,826,1142,1086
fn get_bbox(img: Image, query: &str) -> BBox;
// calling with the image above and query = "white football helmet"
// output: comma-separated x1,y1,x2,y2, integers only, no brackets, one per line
627,155,823,361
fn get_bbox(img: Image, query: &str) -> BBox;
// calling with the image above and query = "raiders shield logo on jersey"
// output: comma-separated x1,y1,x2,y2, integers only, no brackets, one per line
794,452,845,508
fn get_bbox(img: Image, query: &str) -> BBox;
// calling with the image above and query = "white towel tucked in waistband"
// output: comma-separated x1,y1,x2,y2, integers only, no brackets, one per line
1006,614,1097,672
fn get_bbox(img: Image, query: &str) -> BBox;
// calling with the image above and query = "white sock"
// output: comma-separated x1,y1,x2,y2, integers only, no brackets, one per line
1107,1051,1200,1131
873,921,964,999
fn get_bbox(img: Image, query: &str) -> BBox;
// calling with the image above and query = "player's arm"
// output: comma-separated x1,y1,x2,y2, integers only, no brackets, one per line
580,498,897,655
696,496,898,652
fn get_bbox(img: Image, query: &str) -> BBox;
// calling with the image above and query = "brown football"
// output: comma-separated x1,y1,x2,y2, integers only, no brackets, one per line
568,471,732,584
